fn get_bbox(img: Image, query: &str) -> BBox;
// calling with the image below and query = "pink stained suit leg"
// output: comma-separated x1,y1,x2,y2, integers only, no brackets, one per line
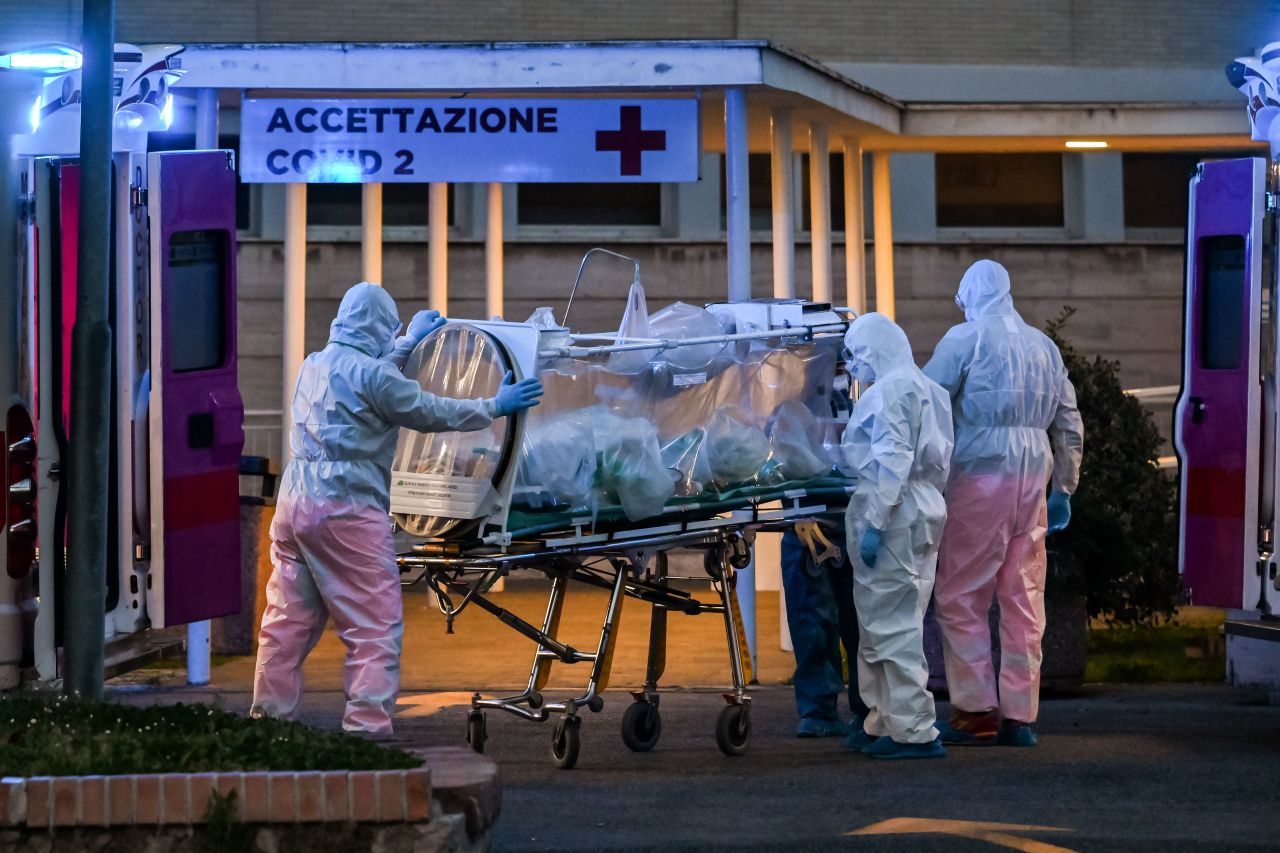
933,473,1013,715
293,507,405,735
994,487,1049,723
251,509,330,721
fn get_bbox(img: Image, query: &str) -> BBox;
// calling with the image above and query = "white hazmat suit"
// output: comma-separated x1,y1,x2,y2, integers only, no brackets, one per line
923,260,1084,729
252,283,498,734
840,313,954,747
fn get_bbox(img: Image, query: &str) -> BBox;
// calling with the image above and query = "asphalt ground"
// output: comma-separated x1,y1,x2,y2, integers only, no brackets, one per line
113,682,1280,852
109,584,1280,851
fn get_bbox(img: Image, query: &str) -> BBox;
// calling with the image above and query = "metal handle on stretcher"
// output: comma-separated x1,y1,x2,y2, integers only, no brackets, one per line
538,324,848,359
562,247,641,328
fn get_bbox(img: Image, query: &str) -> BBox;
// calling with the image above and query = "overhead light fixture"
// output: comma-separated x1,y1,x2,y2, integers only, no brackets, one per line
1065,140,1109,149
0,44,82,74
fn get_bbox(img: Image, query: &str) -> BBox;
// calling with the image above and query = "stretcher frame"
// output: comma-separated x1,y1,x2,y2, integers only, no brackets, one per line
398,486,850,769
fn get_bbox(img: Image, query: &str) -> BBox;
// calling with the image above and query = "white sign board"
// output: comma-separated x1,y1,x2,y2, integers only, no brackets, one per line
239,98,700,183
390,471,498,519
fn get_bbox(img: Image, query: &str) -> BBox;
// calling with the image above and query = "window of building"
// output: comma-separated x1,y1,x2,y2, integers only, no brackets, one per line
800,153,851,233
718,153,773,231
516,183,661,226
306,184,452,227
1123,151,1256,230
936,153,1064,228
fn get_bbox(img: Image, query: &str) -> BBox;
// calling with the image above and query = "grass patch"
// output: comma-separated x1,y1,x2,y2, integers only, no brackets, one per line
1086,622,1226,684
0,696,420,777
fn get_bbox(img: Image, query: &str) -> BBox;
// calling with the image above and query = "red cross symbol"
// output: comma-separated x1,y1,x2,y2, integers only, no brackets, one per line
595,106,666,176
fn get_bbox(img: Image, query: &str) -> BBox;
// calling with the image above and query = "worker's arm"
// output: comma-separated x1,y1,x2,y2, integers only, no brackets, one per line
852,383,917,531
1049,357,1084,495
369,361,496,433
922,325,973,402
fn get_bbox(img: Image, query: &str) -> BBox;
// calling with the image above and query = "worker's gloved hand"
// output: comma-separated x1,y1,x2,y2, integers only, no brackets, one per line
1047,491,1072,534
859,527,882,568
406,310,446,344
493,371,544,416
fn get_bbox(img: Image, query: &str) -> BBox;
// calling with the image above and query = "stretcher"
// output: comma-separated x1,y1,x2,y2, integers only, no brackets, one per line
392,266,853,768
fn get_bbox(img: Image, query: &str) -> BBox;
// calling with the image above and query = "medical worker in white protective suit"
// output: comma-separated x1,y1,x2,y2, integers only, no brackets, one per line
924,260,1083,748
839,312,954,760
251,282,543,735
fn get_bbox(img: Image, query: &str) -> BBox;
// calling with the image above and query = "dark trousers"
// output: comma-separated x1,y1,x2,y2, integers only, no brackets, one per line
781,529,868,722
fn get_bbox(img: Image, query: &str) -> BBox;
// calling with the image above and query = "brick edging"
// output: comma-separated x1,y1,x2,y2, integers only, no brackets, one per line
0,769,430,829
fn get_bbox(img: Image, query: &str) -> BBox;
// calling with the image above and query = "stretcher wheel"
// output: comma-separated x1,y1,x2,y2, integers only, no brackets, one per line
466,711,487,754
621,701,662,752
587,695,605,713
715,704,750,757
551,715,581,770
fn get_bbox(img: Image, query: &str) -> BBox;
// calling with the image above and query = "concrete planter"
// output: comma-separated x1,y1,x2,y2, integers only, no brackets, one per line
0,748,499,853
924,574,1088,694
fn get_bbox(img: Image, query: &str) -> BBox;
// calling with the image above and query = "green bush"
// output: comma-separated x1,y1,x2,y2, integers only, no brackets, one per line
0,696,421,777
1046,307,1182,625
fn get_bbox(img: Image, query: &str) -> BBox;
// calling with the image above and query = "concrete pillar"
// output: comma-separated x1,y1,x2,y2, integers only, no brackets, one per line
485,182,504,319
842,138,866,314
282,183,307,463
871,151,895,320
361,183,382,284
429,183,448,314
808,123,832,303
724,87,756,675
724,89,751,303
770,109,795,299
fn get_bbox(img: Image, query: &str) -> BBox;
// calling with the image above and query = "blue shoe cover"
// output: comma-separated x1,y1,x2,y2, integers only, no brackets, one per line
844,729,878,751
795,717,851,738
997,721,1038,747
867,735,946,760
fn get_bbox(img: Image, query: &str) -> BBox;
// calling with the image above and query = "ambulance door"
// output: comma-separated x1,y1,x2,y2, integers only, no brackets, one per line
1175,157,1267,609
145,150,243,627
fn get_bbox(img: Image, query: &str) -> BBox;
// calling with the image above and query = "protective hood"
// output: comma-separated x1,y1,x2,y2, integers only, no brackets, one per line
956,260,1015,321
843,312,913,383
329,282,401,358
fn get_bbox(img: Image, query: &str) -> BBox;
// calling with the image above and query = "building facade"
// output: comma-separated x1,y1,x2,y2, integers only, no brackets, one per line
6,1,1272,452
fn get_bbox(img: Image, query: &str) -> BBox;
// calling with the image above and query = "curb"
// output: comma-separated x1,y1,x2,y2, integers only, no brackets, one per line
0,768,430,829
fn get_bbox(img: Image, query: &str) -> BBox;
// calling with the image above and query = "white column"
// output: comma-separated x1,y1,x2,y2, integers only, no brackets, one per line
282,183,307,463
842,138,867,314
485,182,504,319
724,89,751,303
429,182,448,314
361,183,383,284
871,151,895,320
770,109,795,299
808,123,832,304
723,88,756,675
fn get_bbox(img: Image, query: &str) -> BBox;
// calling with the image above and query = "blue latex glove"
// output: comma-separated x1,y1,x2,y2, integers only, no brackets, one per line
493,371,544,416
1047,491,1072,534
859,528,882,568
407,309,446,344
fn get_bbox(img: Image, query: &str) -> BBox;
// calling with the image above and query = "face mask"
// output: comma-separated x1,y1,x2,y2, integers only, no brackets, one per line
850,360,875,385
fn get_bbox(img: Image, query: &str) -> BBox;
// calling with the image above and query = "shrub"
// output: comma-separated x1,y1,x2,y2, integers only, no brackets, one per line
1046,307,1182,625
0,696,420,777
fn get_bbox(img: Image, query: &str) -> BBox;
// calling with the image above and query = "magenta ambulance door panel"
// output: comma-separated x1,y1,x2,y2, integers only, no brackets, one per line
1175,157,1266,610
146,150,244,627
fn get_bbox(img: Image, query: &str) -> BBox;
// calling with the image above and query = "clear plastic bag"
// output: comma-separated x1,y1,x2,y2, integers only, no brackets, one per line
520,413,597,508
769,400,834,481
526,306,560,329
661,427,712,497
706,405,772,487
591,408,676,520
648,301,727,369
607,278,658,374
